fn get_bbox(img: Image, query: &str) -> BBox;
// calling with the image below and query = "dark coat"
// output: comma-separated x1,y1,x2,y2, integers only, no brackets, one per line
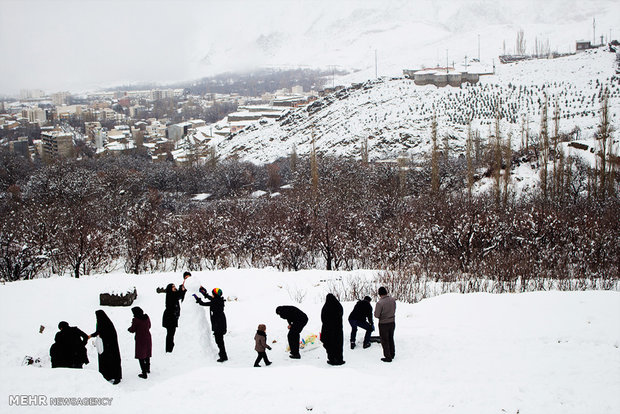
275,306,308,327
128,308,152,359
196,293,227,334
348,299,373,324
50,326,89,368
254,330,272,352
91,310,122,382
320,294,344,361
162,284,186,328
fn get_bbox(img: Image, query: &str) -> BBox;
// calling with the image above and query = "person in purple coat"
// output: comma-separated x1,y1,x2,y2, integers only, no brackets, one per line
128,307,152,379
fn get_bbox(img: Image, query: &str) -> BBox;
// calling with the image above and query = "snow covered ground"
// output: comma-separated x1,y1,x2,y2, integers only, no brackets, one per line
1,269,619,413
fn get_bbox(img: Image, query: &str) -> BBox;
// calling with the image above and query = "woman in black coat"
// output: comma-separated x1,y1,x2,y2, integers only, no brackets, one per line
195,287,228,362
162,283,186,352
320,293,345,365
90,310,122,384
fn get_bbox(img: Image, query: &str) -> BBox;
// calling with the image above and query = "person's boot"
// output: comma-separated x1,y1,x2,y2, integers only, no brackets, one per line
138,372,148,379
265,361,272,366
350,342,355,350
363,343,371,349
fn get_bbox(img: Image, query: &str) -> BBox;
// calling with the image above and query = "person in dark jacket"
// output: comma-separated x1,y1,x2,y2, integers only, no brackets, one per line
162,282,186,352
195,287,228,362
90,310,122,384
275,305,308,359
50,321,89,368
320,294,345,365
128,306,152,379
253,324,272,367
348,296,374,349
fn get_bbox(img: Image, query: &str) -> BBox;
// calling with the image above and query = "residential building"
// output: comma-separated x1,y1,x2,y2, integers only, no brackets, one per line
9,137,30,159
168,122,192,141
41,130,73,163
21,107,47,124
51,91,70,106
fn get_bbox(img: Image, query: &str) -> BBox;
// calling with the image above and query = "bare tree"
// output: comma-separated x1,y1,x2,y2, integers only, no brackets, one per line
516,29,527,55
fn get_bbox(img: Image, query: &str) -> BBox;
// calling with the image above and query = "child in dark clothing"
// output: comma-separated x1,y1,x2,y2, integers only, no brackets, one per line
254,324,272,367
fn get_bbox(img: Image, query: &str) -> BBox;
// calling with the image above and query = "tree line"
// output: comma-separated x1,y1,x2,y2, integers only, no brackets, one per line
0,138,617,285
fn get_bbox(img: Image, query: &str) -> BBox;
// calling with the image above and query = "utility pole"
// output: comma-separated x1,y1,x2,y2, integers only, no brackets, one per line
478,34,480,61
446,49,449,72
375,49,378,78
593,17,596,45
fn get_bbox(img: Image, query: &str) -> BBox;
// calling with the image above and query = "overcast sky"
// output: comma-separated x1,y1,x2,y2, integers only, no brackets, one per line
1,0,618,96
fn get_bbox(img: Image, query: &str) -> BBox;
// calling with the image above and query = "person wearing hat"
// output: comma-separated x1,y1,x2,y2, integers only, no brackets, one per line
195,287,228,362
374,286,396,362
348,296,374,349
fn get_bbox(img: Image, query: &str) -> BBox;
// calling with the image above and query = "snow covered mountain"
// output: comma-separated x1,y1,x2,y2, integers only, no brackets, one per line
190,0,620,82
212,47,619,164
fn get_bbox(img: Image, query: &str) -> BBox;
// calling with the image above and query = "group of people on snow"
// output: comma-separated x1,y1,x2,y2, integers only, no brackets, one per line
50,271,396,384
50,306,149,384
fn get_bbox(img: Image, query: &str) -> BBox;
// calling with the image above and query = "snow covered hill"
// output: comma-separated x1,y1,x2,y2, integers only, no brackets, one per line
190,0,620,83
1,270,619,413
214,48,619,165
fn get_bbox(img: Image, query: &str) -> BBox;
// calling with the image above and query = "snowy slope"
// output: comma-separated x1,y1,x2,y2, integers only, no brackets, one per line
214,48,619,165
1,269,619,414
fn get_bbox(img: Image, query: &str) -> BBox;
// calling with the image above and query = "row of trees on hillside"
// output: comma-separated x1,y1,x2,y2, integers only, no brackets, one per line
1,92,618,284
1,148,617,283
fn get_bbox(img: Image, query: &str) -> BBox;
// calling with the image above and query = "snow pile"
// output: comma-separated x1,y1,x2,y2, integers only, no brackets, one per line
0,269,619,413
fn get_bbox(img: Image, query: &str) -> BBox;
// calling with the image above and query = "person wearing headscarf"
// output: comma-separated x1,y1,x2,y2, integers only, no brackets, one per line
320,293,345,366
128,306,152,379
195,287,228,362
50,321,89,368
162,282,186,352
90,310,122,384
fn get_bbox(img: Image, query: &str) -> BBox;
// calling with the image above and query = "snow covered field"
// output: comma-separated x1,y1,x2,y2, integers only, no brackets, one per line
1,269,619,414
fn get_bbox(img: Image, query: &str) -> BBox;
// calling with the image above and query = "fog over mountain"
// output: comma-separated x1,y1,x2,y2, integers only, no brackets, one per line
1,0,618,94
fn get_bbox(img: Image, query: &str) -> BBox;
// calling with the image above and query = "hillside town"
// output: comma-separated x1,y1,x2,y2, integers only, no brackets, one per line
0,84,319,164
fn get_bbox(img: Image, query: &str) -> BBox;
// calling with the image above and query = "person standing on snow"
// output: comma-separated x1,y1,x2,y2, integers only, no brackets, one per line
194,287,228,362
128,306,152,379
374,286,396,362
320,293,346,365
162,277,187,353
253,324,272,367
348,296,374,349
275,305,308,359
90,310,122,384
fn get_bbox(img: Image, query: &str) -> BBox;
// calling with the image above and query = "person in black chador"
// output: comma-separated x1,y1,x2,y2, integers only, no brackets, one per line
275,305,308,359
162,279,187,353
50,321,89,368
320,293,346,366
90,310,122,384
194,287,228,362
348,296,374,349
